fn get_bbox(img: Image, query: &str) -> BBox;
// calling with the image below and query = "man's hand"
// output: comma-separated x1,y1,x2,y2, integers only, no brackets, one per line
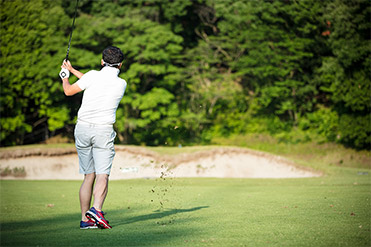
61,59,84,79
60,60,71,79
59,68,70,79
60,59,82,96
62,59,74,72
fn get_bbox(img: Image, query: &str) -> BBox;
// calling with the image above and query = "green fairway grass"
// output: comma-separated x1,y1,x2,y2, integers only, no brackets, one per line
1,171,370,246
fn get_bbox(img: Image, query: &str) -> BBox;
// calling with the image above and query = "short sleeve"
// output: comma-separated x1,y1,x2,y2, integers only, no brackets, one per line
76,71,96,90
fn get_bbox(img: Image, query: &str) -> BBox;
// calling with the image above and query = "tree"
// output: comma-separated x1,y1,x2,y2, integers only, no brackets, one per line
0,0,70,145
316,0,370,148
0,0,369,150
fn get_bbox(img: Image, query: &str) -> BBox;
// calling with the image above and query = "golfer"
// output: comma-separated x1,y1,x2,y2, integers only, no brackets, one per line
59,46,127,229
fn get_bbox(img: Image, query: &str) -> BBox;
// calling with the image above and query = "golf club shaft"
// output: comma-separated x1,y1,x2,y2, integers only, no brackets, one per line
65,0,79,61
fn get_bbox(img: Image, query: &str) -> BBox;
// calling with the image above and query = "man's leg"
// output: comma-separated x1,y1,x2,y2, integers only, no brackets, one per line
85,126,115,229
92,174,109,211
79,173,96,221
85,173,112,229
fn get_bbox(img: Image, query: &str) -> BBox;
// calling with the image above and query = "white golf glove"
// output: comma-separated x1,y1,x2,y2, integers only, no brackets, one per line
59,68,70,79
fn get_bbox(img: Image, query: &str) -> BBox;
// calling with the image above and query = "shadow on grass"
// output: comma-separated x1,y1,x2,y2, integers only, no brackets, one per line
1,206,209,246
114,206,209,226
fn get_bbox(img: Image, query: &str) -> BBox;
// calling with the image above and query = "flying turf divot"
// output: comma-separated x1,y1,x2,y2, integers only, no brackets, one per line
149,164,179,225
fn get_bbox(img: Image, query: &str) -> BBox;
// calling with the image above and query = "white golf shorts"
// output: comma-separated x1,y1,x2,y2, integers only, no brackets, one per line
74,121,116,175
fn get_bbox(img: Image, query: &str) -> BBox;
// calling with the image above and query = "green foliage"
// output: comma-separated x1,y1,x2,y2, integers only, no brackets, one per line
211,0,322,122
315,0,371,149
0,0,369,149
0,0,70,145
46,107,70,132
338,113,371,149
301,106,339,142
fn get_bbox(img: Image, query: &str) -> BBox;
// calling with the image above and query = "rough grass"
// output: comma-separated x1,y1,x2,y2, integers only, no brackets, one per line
0,143,75,150
1,173,370,246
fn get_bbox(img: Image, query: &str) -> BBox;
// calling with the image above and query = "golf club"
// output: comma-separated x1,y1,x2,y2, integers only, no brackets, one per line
65,0,79,61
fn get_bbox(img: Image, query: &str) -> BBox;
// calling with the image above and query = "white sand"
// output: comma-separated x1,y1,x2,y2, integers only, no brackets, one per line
0,146,321,180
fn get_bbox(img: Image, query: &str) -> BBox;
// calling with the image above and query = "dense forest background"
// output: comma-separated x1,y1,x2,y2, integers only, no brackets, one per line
1,0,370,149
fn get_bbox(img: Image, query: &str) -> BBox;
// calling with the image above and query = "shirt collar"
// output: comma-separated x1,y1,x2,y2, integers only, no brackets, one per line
101,66,120,76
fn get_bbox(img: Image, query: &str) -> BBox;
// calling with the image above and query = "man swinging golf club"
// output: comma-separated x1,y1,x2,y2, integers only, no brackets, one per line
59,46,127,229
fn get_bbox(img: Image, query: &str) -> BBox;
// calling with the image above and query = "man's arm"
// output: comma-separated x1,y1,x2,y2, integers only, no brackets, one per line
62,78,82,96
70,68,84,79
60,60,83,96
63,60,84,79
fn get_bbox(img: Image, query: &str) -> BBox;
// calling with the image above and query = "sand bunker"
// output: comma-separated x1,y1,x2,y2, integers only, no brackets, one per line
0,146,321,180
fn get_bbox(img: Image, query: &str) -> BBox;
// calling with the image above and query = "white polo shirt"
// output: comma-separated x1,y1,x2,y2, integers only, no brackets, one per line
76,66,127,125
